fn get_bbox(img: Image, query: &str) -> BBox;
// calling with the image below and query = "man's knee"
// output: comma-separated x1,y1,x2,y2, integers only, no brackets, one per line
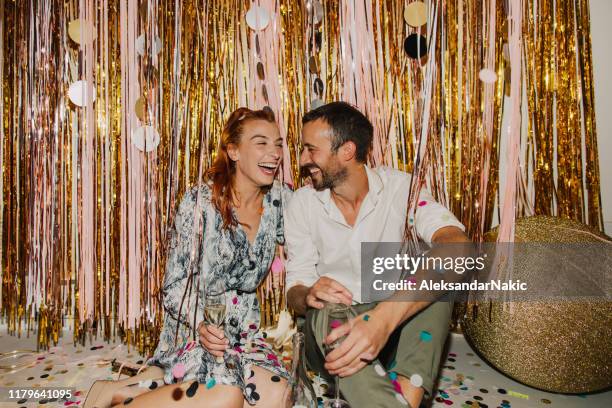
303,308,328,375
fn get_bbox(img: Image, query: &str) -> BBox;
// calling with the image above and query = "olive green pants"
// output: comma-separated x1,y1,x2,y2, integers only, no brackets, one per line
304,301,452,408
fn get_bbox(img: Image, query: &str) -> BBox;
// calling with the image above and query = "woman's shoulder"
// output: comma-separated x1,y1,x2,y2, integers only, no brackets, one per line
271,179,294,205
179,183,213,209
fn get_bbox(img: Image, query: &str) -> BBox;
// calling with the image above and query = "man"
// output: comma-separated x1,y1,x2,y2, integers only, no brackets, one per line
285,102,470,408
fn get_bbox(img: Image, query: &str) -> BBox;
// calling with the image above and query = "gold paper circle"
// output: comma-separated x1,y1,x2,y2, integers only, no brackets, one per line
461,216,612,394
68,19,96,45
134,96,146,122
404,2,428,28
257,62,265,80
309,56,320,75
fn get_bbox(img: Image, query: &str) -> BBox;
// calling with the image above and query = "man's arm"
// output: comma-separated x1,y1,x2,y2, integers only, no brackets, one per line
324,225,471,377
285,190,353,316
287,285,310,316
288,278,353,316
370,226,471,333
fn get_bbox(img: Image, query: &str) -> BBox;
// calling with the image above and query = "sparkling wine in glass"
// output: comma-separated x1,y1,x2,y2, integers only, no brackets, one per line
322,303,354,408
204,281,227,363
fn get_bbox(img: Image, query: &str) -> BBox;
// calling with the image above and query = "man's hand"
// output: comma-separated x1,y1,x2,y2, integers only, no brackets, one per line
323,307,393,377
306,277,353,309
197,322,228,357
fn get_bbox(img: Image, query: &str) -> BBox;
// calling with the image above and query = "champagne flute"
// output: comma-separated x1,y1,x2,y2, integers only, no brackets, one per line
204,280,227,363
322,303,354,408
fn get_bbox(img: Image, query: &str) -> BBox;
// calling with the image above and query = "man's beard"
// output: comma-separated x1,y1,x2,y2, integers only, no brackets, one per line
301,163,348,191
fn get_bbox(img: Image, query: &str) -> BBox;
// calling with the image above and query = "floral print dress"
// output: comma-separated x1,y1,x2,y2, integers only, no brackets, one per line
148,180,292,404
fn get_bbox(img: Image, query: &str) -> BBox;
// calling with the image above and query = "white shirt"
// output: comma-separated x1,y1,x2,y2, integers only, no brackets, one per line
284,165,465,303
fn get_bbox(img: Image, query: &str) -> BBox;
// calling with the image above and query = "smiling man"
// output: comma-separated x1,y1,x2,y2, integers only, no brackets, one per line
285,102,470,408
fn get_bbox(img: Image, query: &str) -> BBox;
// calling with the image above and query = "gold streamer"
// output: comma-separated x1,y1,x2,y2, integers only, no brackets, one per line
0,0,605,351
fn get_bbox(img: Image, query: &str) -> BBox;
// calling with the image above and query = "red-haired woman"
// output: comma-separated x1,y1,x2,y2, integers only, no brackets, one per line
84,108,293,408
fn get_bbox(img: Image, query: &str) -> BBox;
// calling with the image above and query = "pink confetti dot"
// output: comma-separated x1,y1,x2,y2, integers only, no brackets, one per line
232,297,238,305
172,363,186,379
418,200,427,207
392,379,403,393
249,324,257,330
234,346,243,353
330,319,342,329
266,353,278,361
444,399,454,405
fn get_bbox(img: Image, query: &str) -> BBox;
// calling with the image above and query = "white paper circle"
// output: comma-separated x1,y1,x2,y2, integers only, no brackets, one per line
135,34,162,56
395,393,409,405
310,99,325,110
131,126,160,152
68,80,96,107
68,19,96,45
479,68,498,84
246,6,270,31
306,0,324,25
374,364,386,377
410,373,423,387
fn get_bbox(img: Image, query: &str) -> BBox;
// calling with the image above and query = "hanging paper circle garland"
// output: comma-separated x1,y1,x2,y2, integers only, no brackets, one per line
135,34,162,57
246,6,270,31
404,1,428,27
131,126,160,152
305,0,324,25
313,78,324,97
310,99,325,110
403,34,428,59
479,68,498,84
68,80,96,107
134,96,147,121
68,19,96,45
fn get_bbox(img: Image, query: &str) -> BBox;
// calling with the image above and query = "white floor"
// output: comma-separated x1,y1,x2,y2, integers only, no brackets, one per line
0,326,610,407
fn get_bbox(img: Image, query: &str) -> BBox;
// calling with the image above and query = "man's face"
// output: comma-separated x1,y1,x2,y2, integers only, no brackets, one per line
300,119,348,191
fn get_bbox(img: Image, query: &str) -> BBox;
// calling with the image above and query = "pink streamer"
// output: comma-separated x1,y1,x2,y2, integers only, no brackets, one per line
338,0,391,166
478,0,498,240
119,0,144,328
78,0,96,323
498,0,523,243
246,0,293,186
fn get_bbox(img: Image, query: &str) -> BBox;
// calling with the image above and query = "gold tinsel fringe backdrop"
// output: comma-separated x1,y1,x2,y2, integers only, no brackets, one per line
0,0,604,352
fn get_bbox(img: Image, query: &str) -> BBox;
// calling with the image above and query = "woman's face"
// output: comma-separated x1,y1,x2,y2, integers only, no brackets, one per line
228,119,283,188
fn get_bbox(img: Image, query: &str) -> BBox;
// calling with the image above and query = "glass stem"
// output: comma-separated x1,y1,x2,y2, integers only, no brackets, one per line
334,375,340,401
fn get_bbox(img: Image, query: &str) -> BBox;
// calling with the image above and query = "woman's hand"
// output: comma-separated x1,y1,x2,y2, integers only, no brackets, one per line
197,322,229,357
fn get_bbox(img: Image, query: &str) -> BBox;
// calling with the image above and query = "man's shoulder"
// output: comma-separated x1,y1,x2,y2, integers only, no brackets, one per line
292,184,317,198
373,166,413,186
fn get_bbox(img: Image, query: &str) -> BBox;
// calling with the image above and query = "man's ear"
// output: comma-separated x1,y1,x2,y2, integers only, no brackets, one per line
227,143,240,162
339,141,357,162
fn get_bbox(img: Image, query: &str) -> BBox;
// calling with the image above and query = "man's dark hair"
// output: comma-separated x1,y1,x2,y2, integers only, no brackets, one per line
302,102,373,163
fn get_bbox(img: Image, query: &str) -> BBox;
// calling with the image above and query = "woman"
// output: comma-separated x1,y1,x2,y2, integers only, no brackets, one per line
84,107,292,408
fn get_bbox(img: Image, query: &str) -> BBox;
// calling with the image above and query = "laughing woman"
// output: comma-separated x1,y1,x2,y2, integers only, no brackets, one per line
84,107,292,408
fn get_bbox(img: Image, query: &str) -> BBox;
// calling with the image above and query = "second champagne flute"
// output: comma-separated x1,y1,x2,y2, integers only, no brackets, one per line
322,303,354,408
203,281,227,363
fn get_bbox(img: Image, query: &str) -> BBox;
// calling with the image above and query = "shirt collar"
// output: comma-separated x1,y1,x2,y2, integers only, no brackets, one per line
314,164,384,206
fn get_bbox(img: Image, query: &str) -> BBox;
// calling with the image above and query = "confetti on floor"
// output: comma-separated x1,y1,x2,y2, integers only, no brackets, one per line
0,327,610,407
429,333,611,408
